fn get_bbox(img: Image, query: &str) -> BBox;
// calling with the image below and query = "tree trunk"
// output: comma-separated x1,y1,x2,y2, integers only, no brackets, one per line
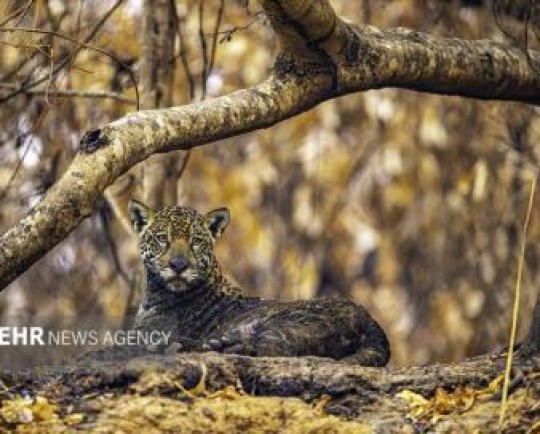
124,0,188,318
139,0,184,209
523,293,540,354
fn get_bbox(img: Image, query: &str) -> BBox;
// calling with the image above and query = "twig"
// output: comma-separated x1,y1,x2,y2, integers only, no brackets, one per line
0,39,48,49
0,0,138,108
0,106,49,203
0,27,129,69
172,2,195,101
493,0,518,42
16,88,136,104
208,0,225,82
99,206,131,287
0,0,34,28
499,174,537,428
522,0,540,75
0,5,67,84
175,148,191,179
15,0,35,29
45,44,54,104
198,0,209,100
217,11,265,43
362,0,371,24
492,0,539,75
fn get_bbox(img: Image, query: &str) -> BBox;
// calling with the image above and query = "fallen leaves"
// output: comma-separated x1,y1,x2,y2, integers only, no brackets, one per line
396,373,540,432
0,394,84,431
93,393,371,434
397,375,504,423
94,363,370,433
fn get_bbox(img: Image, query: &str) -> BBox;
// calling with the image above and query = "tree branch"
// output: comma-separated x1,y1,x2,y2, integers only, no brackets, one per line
261,0,540,103
0,75,328,289
0,0,539,289
3,88,136,104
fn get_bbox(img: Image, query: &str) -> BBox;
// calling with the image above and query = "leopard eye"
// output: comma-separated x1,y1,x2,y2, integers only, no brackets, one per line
155,233,169,249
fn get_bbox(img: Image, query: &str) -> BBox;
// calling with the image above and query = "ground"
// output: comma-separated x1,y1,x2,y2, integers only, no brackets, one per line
0,348,539,433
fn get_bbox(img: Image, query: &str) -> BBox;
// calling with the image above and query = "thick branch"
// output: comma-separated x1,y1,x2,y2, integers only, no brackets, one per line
337,26,540,104
263,0,540,103
0,75,330,289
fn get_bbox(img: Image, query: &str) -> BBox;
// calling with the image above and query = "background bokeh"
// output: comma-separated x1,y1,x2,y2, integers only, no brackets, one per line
0,0,538,368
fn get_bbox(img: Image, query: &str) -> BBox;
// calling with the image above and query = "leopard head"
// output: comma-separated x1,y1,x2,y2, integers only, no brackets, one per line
128,199,230,292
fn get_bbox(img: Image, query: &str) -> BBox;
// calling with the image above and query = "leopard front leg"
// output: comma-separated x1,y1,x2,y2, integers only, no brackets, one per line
198,299,390,364
201,319,324,357
202,319,263,356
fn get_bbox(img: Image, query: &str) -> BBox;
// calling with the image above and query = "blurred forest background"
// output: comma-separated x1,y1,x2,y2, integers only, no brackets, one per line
0,0,539,369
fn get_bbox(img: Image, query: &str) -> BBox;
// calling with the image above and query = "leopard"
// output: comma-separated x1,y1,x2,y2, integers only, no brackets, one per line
128,199,390,366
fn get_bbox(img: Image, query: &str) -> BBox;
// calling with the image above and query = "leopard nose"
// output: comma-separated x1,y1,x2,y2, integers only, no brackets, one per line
169,256,189,273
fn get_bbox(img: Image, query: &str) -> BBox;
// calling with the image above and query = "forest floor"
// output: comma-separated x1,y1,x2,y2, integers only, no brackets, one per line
0,347,539,433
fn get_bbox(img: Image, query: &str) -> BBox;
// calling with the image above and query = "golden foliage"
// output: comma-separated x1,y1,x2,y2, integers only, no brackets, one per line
0,395,83,432
397,376,503,423
0,0,539,370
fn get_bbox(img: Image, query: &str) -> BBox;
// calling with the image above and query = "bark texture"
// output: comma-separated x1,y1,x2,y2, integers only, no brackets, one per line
263,0,540,103
0,0,539,290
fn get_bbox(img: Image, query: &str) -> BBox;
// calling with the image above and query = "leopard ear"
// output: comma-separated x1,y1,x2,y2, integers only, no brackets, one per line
128,199,154,234
205,208,230,240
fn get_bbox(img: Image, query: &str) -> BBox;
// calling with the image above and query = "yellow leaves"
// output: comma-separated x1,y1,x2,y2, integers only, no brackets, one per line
396,389,429,417
95,393,372,434
206,385,245,401
27,396,57,422
397,375,505,424
472,159,489,203
63,412,85,425
528,419,540,434
418,153,441,187
119,366,374,432
131,363,232,401
282,246,317,300
430,290,473,352
293,185,322,236
312,393,332,414
364,90,399,123
419,106,448,148
0,394,84,428
1,396,36,425
384,181,414,212
97,5,140,59
397,376,539,431
407,387,475,420
310,146,352,186
0,44,20,69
